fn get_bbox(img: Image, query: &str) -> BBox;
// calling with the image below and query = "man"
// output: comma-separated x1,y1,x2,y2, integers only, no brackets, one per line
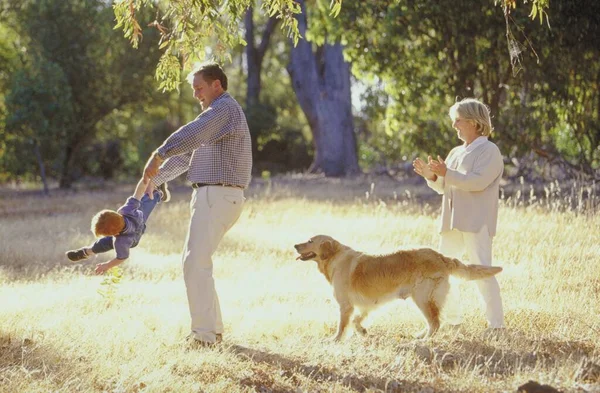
143,62,252,345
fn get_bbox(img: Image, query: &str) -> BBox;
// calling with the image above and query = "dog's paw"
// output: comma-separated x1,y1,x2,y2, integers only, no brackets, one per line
328,335,343,343
414,329,430,339
355,326,368,336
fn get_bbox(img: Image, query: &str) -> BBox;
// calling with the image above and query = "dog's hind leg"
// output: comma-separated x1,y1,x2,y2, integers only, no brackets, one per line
412,279,443,338
432,277,450,317
352,309,370,336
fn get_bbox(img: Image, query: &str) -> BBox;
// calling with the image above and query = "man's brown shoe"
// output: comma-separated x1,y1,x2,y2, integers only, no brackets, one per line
185,333,222,348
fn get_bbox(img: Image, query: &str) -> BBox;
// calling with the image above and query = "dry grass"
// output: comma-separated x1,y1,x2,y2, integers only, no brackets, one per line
1,175,599,393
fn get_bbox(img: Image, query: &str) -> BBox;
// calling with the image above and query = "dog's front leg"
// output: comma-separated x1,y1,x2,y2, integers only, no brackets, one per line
332,303,354,342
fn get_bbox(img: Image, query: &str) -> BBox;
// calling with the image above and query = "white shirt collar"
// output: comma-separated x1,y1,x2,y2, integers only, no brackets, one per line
464,136,488,152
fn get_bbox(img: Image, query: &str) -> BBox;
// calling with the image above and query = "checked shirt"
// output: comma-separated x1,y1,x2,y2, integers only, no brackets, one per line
152,92,252,189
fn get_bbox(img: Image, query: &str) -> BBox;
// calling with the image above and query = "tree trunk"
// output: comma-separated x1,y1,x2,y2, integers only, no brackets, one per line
33,140,49,196
244,7,279,158
287,0,360,176
245,7,261,109
59,144,74,189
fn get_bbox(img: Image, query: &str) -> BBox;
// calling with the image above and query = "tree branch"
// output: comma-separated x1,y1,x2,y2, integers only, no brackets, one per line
257,16,279,64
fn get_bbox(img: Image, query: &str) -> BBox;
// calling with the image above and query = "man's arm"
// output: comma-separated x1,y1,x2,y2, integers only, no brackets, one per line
156,102,231,160
144,151,164,181
152,152,192,185
143,150,192,192
144,99,232,182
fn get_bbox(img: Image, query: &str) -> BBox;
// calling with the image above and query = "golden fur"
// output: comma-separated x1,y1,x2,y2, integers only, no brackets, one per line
294,235,502,340
91,210,125,238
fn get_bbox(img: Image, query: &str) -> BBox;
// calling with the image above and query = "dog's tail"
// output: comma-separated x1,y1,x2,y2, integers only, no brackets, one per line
443,256,502,281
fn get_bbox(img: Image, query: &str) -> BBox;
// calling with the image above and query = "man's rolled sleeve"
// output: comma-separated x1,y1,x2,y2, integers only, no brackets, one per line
152,152,192,186
157,103,231,159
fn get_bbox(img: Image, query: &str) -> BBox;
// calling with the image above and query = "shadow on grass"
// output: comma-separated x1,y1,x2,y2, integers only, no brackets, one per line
0,332,94,391
0,261,92,284
406,328,595,376
228,343,443,393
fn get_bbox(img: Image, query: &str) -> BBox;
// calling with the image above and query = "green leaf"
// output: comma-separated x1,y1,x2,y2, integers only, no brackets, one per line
529,4,538,20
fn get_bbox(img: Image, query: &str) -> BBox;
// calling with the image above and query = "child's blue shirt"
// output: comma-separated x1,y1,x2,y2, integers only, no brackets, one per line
113,197,145,260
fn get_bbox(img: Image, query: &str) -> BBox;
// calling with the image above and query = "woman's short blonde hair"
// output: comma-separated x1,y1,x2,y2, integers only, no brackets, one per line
448,98,494,136
91,210,125,238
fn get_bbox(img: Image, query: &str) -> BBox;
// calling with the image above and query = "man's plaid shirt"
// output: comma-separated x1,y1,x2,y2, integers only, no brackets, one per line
152,92,252,189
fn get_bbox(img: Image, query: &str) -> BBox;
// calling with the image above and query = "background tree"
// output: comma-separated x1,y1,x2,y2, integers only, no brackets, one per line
287,0,359,176
0,23,25,183
240,3,313,174
3,0,597,186
4,60,74,194
244,4,279,161
0,0,162,188
329,0,599,179
115,0,354,176
113,0,552,178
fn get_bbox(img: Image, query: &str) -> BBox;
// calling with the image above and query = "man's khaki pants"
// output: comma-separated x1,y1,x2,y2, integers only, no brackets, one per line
439,225,505,328
183,185,244,343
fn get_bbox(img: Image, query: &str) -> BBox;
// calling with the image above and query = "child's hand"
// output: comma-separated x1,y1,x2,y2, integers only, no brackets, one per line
144,181,156,199
95,262,112,275
134,177,151,201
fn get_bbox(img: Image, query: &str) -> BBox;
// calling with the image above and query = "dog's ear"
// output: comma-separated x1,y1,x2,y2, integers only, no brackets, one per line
320,240,338,260
331,240,340,253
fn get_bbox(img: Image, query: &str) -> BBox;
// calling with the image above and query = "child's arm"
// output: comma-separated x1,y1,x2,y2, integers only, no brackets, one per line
133,177,149,201
95,257,127,275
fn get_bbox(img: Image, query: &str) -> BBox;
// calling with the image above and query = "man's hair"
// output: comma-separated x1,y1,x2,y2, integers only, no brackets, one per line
186,62,228,90
91,210,125,238
448,98,494,136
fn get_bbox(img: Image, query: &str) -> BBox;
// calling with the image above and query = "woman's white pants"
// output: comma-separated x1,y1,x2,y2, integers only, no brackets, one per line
439,226,504,328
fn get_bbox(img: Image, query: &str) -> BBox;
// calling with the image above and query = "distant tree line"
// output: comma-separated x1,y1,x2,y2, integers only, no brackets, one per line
0,0,597,190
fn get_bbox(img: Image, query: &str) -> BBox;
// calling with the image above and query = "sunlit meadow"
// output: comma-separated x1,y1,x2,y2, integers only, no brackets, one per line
1,175,599,393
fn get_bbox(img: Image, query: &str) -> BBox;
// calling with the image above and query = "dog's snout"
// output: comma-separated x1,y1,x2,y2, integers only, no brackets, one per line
294,244,301,250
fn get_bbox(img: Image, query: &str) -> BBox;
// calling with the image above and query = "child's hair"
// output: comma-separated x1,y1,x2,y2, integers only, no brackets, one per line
91,210,125,237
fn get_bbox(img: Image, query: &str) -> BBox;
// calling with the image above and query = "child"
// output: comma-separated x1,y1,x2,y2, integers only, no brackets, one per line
66,178,170,274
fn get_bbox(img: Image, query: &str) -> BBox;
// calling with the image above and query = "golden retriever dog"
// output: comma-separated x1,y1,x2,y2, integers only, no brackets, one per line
294,235,502,340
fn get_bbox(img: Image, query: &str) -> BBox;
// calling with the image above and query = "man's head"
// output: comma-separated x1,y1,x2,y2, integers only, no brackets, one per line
186,63,228,110
91,210,125,238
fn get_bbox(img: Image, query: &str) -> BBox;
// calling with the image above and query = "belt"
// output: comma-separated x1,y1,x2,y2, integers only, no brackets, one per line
192,182,244,190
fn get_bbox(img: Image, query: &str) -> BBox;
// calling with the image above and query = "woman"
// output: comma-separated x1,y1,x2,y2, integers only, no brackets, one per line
413,98,505,330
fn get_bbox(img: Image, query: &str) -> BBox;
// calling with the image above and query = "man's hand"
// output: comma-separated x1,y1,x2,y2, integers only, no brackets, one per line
143,152,163,182
429,155,448,177
413,156,437,181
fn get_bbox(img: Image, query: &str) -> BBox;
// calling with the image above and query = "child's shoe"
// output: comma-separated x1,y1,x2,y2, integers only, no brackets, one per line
158,182,170,203
66,248,89,262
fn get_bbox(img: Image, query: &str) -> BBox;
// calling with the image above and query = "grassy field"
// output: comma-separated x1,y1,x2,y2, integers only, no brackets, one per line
1,175,599,393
